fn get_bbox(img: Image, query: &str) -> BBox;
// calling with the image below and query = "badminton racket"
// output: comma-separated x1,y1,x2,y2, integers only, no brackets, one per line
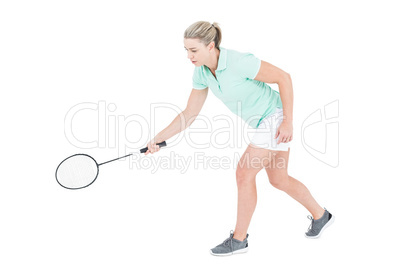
55,141,167,190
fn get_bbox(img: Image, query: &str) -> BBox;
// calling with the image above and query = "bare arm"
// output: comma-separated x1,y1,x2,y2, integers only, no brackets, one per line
254,60,293,143
145,88,208,154
254,60,293,122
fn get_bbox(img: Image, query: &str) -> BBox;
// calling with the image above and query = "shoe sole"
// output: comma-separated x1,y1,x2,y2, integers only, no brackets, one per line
210,247,249,256
305,214,335,239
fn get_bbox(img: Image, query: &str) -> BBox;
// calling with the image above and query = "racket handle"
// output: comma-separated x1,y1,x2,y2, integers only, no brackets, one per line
140,141,167,153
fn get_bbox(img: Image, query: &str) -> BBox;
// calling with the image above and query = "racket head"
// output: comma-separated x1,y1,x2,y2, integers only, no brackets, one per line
55,154,99,190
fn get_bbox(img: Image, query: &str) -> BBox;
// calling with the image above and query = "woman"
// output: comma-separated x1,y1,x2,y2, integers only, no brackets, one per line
145,21,335,256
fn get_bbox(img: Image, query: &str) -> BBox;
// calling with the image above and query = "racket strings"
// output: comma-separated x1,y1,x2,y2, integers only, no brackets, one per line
56,155,98,189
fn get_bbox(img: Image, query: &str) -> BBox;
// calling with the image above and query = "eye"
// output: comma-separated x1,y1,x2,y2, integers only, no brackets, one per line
184,48,197,53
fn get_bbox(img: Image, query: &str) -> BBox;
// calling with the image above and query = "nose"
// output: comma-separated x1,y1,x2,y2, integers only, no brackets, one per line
187,51,194,60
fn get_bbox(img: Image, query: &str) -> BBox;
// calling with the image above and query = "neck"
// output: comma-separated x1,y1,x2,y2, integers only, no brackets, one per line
206,48,220,72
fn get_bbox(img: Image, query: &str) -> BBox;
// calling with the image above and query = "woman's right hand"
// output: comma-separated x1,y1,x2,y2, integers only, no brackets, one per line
144,138,161,155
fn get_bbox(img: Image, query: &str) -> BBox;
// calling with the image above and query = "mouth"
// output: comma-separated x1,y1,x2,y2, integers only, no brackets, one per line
191,61,197,64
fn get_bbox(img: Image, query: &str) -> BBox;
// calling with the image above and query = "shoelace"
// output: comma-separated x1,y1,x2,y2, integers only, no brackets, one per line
307,208,327,233
222,230,234,255
307,215,314,232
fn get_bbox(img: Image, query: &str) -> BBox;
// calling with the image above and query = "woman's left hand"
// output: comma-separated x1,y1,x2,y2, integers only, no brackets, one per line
275,121,293,144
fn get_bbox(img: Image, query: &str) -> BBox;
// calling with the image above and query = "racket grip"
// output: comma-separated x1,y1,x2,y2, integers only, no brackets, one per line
140,141,167,153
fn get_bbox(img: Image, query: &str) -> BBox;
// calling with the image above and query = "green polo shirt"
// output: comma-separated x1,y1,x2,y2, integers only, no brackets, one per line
192,47,283,129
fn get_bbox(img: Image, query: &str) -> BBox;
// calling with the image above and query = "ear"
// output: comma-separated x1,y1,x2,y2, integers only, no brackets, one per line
208,41,215,51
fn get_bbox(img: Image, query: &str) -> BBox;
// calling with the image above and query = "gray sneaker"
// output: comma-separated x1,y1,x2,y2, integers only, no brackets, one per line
210,230,249,256
305,207,335,239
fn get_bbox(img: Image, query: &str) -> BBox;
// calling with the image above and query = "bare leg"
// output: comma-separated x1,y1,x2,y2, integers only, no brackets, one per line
265,149,325,220
233,145,325,241
233,144,276,241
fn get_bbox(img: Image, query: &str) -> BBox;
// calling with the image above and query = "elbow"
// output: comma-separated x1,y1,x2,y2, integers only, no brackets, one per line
183,109,198,128
279,73,291,84
184,108,199,121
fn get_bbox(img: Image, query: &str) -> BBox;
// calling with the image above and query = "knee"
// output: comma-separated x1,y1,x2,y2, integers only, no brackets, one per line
269,174,290,191
236,168,253,185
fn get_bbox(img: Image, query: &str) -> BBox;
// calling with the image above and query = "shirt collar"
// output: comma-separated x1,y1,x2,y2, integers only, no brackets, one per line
203,47,227,73
216,47,227,71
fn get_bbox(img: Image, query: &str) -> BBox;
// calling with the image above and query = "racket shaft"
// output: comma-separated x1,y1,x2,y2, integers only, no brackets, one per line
98,154,132,166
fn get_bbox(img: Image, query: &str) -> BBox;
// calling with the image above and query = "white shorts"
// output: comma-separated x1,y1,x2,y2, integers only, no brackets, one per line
250,107,291,151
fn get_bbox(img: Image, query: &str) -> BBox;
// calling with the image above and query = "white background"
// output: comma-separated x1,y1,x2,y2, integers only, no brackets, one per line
1,0,401,267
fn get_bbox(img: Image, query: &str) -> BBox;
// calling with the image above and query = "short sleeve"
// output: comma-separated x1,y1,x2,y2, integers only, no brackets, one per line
234,53,261,80
192,67,208,90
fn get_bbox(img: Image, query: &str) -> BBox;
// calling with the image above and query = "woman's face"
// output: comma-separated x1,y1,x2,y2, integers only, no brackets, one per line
184,38,210,67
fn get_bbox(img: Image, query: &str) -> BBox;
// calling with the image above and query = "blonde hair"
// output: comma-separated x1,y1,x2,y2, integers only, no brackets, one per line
184,21,222,49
